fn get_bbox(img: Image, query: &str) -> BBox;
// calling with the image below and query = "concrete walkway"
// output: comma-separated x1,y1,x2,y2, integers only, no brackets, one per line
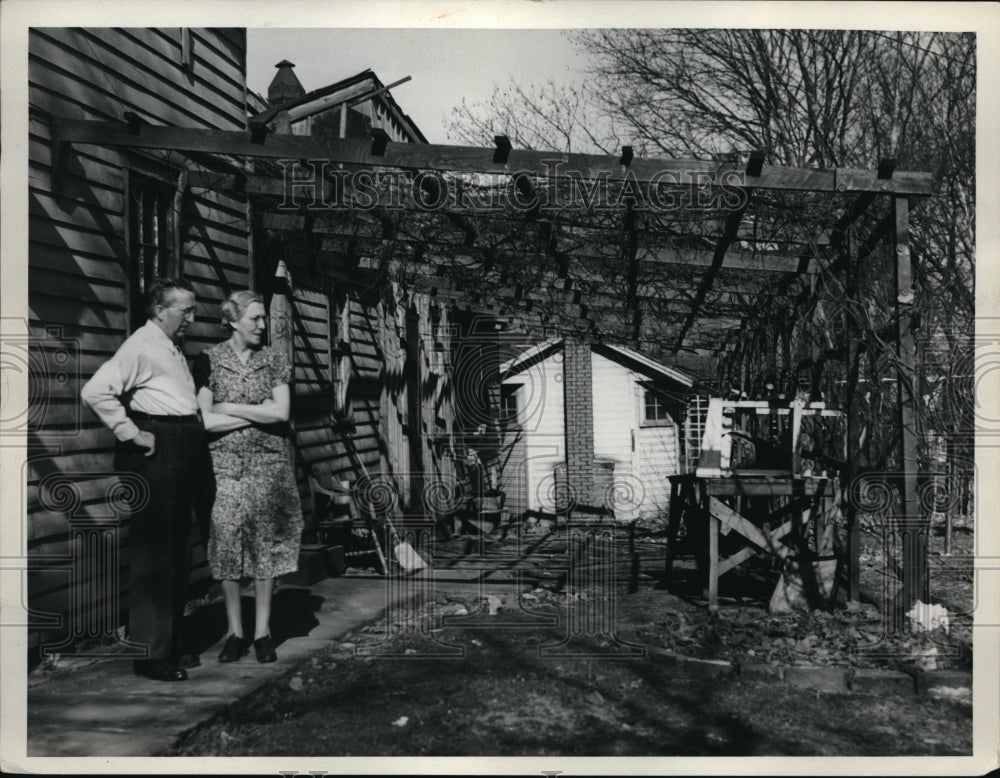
28,570,521,757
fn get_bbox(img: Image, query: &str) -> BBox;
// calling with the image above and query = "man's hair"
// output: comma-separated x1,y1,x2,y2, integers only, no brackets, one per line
146,278,195,318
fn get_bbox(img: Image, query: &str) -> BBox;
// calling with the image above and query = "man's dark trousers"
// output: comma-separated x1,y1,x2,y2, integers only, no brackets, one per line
116,415,205,662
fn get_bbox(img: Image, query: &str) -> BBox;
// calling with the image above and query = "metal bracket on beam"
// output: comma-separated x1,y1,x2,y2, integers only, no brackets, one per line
746,150,765,178
123,112,147,136
493,135,512,164
877,158,897,180
836,168,897,193
619,146,634,168
370,128,390,156
512,173,539,220
249,121,269,144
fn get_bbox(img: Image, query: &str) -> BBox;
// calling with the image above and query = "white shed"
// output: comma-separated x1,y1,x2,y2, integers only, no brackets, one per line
499,340,693,522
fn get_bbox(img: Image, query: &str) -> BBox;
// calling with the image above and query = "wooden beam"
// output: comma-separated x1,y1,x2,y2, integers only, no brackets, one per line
357,255,752,319
53,119,937,195
313,222,816,277
359,277,734,355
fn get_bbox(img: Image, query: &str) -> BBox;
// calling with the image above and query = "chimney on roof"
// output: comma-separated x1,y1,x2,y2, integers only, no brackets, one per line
268,59,305,105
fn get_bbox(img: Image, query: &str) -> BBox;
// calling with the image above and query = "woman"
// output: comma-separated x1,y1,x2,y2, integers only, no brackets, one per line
194,291,303,663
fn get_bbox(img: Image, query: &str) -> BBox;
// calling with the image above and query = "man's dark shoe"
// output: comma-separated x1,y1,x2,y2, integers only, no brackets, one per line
179,652,201,669
218,634,248,663
134,659,188,682
253,635,277,663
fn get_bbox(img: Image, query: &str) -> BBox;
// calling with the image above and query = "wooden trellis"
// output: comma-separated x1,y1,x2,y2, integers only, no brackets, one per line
51,116,935,609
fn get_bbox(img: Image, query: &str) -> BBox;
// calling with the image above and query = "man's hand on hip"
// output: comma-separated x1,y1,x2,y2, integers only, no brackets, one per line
133,430,156,457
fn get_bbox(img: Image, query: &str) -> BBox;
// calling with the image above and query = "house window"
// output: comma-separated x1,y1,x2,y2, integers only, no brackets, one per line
128,172,176,332
640,385,673,427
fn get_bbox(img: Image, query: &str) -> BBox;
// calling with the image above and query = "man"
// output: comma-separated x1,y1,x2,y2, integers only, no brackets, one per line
81,278,204,682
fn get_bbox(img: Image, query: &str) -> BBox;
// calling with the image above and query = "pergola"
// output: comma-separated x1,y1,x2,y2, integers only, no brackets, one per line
52,116,936,611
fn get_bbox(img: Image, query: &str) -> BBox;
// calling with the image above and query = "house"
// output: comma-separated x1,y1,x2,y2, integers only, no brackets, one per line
499,338,694,522
25,30,491,656
27,28,254,655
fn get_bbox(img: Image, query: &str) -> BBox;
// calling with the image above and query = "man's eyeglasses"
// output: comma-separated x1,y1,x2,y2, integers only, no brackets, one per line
166,305,197,318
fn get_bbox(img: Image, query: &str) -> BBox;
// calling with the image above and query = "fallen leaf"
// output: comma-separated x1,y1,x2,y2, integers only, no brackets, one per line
587,690,605,706
392,716,409,727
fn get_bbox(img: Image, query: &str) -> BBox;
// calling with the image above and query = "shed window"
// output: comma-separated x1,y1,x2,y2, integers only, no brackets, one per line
640,386,673,427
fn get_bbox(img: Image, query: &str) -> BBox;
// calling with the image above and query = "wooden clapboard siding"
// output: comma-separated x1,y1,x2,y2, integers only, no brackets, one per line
29,189,126,237
343,297,384,481
288,284,333,521
408,295,461,515
591,350,680,520
635,425,678,519
420,297,458,496
183,259,252,291
31,244,126,283
379,284,411,508
591,351,638,472
27,27,250,651
30,295,128,333
504,346,565,514
30,28,245,128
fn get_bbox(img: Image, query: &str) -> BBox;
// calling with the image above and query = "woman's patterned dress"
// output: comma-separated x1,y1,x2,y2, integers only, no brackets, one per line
193,342,302,580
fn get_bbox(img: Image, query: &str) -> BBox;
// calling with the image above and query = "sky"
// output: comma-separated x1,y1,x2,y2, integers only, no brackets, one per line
246,28,589,144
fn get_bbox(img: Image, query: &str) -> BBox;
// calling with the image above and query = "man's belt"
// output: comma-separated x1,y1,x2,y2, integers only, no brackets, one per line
129,411,201,424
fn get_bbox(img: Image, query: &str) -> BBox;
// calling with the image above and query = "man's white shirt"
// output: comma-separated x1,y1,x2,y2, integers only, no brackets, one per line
80,320,199,442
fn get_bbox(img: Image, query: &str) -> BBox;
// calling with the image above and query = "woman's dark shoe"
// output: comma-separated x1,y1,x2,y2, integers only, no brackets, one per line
253,635,277,663
218,634,248,663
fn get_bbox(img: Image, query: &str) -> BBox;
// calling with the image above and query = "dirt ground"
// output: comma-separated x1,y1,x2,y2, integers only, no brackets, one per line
163,517,974,758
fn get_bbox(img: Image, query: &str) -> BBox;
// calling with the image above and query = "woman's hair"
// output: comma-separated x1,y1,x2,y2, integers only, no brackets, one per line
220,290,264,330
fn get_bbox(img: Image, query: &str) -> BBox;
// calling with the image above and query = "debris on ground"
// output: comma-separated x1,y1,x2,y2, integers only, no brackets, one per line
907,601,950,633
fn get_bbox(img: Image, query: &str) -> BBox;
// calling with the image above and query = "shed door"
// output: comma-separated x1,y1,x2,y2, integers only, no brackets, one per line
633,384,679,521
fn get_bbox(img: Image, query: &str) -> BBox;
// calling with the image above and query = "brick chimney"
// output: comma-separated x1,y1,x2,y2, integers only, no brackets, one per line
563,337,596,511
268,59,305,105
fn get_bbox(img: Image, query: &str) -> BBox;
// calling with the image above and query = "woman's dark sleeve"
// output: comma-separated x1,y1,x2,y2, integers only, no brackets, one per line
192,351,212,391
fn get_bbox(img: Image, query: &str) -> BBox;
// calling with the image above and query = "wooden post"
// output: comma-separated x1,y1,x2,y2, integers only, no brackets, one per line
664,477,683,589
893,196,927,613
845,231,862,601
790,398,803,474
706,486,719,612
